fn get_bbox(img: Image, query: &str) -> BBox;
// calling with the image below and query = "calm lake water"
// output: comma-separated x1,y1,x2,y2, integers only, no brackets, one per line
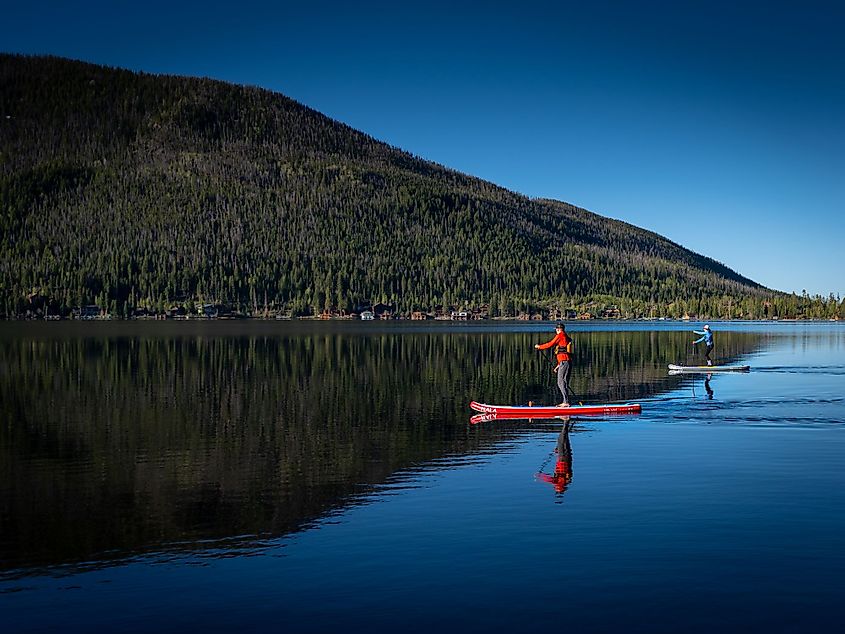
1,321,844,632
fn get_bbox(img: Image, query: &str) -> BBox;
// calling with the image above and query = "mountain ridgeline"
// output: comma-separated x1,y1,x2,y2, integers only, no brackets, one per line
0,54,828,319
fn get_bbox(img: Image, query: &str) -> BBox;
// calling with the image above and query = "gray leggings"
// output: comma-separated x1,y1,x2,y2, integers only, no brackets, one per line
557,361,572,403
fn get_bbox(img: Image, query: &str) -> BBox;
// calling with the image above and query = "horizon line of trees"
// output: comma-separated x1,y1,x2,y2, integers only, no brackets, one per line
11,287,844,321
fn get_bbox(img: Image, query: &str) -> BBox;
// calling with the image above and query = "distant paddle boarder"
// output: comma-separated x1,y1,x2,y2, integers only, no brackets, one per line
535,322,573,407
692,324,714,366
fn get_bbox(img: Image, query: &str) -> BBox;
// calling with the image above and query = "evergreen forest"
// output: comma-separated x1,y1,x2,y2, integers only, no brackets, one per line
1,54,841,319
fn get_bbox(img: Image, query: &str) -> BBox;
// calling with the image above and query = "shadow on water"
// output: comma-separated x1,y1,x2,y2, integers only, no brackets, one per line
0,322,764,578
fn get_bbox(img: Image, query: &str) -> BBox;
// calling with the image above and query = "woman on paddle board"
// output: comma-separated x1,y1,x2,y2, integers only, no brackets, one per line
535,322,573,407
692,324,714,366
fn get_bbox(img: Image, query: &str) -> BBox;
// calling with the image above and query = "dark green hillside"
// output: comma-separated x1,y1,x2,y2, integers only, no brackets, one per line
0,54,838,319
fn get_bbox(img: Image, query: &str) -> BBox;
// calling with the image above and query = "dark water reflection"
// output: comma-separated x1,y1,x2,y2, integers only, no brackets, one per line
0,322,764,576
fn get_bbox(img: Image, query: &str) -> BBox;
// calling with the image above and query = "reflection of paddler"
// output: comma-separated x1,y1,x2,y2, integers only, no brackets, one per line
536,418,573,496
704,373,714,399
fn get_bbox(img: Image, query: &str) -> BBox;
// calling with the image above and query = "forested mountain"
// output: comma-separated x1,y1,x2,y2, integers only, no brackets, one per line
0,54,839,319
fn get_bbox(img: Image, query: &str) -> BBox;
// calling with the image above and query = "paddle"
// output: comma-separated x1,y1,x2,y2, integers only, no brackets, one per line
538,348,556,374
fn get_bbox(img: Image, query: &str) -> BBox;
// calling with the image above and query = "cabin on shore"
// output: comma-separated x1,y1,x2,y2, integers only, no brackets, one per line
372,303,394,320
167,305,188,319
77,305,102,319
471,305,490,320
360,310,375,320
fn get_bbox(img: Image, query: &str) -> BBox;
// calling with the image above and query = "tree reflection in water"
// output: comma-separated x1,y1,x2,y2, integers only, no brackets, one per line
0,323,763,574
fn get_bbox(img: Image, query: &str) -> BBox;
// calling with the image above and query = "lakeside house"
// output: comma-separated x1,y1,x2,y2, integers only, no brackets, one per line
372,303,394,320
360,310,375,320
471,305,490,320
75,305,106,319
168,305,188,318
600,306,621,319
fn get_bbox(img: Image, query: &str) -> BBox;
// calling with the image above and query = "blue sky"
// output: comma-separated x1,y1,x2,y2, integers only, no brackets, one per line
3,1,843,297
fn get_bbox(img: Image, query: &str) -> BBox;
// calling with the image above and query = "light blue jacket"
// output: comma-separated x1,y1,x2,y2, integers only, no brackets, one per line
693,329,713,345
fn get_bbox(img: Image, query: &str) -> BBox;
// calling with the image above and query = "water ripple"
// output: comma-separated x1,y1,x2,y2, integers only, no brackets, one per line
755,365,845,375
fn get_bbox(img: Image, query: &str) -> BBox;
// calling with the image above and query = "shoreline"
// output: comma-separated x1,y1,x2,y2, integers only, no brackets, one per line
2,316,841,324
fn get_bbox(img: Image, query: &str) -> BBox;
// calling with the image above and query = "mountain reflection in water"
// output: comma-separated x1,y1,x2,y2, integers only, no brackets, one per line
0,322,763,575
